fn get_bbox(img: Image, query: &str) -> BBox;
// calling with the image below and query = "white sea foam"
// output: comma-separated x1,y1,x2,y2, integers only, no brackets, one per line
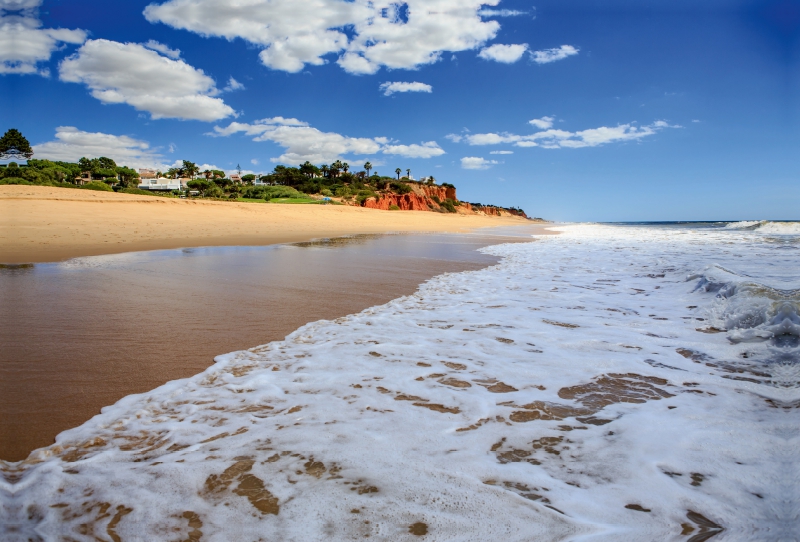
755,221,800,235
2,224,798,541
724,220,800,235
723,220,765,230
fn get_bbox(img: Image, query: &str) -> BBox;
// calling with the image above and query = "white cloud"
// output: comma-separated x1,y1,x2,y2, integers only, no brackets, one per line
530,44,579,64
59,39,236,121
478,9,528,17
0,0,42,12
251,159,259,165
0,14,86,75
144,40,181,59
223,76,244,91
529,116,554,129
144,0,501,75
382,142,445,159
490,150,513,155
445,134,463,143
478,43,528,64
461,156,498,170
212,117,444,163
379,81,432,96
461,120,677,149
33,126,166,169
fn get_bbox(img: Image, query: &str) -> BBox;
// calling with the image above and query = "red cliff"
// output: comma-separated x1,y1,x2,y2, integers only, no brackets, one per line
356,181,529,219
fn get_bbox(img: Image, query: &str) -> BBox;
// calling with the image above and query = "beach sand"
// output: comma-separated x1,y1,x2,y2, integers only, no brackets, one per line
1,187,552,461
0,185,535,263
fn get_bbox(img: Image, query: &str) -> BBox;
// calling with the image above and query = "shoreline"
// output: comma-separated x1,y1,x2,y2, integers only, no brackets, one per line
1,229,550,462
0,185,545,264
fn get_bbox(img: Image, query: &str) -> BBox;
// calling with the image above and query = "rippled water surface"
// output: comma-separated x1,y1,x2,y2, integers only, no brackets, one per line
1,222,798,541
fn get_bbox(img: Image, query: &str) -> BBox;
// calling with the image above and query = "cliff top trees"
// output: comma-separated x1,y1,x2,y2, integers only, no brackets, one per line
0,129,34,160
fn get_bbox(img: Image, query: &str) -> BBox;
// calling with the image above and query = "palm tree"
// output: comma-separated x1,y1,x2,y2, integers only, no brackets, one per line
331,160,343,178
364,161,372,178
406,168,410,179
427,175,435,185
342,163,349,174
321,164,329,178
395,168,402,180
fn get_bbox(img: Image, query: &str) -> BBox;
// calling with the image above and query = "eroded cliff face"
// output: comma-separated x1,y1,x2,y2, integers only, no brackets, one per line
362,192,430,211
358,182,528,219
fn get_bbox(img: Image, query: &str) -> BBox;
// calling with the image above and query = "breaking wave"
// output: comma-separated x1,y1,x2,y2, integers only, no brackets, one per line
724,220,800,235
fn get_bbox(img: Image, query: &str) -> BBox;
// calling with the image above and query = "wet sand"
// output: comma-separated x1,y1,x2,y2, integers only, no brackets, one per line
0,185,532,263
0,229,549,461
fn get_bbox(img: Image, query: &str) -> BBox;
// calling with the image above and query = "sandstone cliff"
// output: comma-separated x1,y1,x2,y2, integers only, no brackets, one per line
359,181,528,219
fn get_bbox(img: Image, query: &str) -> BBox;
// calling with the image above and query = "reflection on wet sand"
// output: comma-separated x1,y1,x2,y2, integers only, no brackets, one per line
0,231,527,461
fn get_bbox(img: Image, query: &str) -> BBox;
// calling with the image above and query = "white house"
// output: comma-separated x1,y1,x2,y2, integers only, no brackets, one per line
138,178,181,191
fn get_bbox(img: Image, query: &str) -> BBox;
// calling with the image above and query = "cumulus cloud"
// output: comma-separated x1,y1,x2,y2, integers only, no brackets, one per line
143,40,181,59
223,76,244,91
460,119,677,149
144,0,501,75
59,39,236,121
461,156,498,170
529,116,554,129
0,12,86,75
212,117,444,163
33,126,166,169
382,142,445,159
478,43,528,64
530,44,579,64
379,81,432,96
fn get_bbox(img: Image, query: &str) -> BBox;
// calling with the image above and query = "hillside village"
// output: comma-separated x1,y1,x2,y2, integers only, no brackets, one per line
0,128,532,218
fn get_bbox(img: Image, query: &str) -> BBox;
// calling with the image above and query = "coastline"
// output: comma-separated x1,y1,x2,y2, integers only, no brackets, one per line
0,186,544,263
1,229,551,461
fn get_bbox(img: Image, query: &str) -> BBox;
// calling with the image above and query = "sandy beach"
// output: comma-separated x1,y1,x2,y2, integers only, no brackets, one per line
0,186,536,263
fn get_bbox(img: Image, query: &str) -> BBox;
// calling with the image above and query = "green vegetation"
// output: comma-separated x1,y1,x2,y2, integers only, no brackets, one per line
0,129,33,159
81,181,114,192
389,204,400,211
242,185,307,200
0,130,144,191
439,198,457,213
2,129,524,212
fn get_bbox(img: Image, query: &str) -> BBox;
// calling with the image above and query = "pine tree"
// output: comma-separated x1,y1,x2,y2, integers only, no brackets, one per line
0,129,34,159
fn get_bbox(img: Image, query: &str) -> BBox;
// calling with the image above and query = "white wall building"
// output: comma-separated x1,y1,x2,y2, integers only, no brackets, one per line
138,178,181,191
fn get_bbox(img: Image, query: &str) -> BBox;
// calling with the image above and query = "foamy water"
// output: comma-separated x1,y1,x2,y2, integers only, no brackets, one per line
1,223,798,541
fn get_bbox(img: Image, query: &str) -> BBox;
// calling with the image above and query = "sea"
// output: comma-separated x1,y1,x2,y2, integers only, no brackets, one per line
1,221,798,541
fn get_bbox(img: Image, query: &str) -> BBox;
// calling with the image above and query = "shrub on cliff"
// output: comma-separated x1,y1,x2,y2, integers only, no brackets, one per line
389,204,400,211
390,181,412,194
440,198,457,213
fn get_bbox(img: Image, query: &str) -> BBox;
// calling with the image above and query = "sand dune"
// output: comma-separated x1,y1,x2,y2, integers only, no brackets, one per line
0,186,535,263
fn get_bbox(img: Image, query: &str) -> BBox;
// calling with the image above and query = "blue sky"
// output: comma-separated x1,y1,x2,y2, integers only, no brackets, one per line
2,0,798,221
